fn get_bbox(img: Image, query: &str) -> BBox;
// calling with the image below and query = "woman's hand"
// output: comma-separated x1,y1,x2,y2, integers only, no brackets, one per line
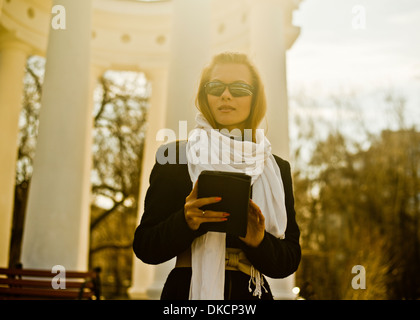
184,181,229,231
239,199,265,248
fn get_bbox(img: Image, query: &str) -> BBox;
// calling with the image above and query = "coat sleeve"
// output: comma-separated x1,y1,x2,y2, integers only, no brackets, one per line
132,145,204,265
242,158,301,278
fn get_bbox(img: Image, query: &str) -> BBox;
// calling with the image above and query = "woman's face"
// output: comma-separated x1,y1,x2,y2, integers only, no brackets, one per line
207,63,253,132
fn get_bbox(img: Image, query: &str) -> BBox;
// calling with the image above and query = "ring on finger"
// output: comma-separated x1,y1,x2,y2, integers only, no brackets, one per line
202,210,206,216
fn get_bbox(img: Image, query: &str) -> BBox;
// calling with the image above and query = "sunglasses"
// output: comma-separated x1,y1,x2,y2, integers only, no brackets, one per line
204,81,255,97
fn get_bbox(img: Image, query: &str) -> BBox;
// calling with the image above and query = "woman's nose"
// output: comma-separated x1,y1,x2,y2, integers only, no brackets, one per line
220,87,232,100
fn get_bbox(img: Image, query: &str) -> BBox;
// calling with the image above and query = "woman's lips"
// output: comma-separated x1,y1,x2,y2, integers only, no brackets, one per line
218,105,235,112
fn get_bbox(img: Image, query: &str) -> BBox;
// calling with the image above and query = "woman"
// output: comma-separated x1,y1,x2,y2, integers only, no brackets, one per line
133,52,301,300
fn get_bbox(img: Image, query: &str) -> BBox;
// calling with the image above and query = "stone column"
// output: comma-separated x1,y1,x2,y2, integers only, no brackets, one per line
250,0,291,160
165,0,212,135
250,0,296,299
21,0,94,271
0,33,31,267
128,68,169,299
135,0,212,299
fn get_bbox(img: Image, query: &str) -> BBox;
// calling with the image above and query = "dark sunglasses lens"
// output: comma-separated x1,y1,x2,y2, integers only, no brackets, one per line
205,82,254,97
229,85,253,97
205,83,226,96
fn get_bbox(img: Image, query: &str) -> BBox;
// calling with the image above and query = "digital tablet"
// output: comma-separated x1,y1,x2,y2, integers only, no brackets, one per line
197,170,251,237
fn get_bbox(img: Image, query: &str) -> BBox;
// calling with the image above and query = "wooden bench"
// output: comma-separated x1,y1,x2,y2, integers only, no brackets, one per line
0,265,101,300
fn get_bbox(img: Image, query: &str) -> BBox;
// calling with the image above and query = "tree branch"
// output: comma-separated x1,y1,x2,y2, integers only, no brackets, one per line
90,198,125,231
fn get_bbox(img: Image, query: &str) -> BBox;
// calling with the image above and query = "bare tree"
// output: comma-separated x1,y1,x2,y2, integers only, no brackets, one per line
89,71,149,298
9,56,44,268
12,57,150,299
291,90,420,299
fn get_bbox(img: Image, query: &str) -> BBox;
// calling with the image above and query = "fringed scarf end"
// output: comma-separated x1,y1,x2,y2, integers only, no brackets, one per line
248,266,268,299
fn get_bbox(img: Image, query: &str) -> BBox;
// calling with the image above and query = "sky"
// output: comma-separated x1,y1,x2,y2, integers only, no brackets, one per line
286,0,420,136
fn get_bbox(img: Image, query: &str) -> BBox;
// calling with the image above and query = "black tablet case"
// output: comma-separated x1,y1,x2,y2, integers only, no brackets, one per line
197,170,251,237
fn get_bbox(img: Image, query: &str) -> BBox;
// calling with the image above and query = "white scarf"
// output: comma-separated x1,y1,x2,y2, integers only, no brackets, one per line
186,113,287,300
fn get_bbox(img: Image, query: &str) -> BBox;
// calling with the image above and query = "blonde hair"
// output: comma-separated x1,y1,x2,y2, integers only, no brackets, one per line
195,52,267,140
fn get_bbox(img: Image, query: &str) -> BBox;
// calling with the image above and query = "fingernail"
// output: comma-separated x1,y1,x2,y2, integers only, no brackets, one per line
223,213,230,217
221,218,228,221
215,197,222,201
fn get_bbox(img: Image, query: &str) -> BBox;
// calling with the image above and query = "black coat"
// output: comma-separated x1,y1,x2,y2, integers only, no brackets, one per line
133,141,301,299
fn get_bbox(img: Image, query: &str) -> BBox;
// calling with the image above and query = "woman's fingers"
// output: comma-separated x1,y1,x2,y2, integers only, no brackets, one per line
192,196,222,208
184,196,222,213
194,209,229,219
249,199,260,212
184,185,227,230
196,210,229,224
185,209,229,231
239,199,265,247
249,199,265,224
186,180,199,201
186,181,222,208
